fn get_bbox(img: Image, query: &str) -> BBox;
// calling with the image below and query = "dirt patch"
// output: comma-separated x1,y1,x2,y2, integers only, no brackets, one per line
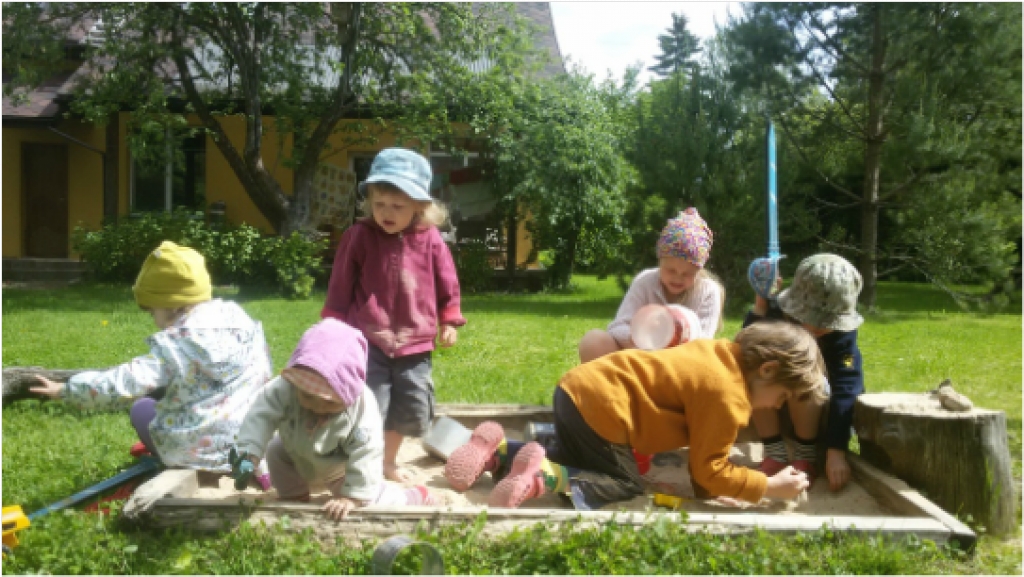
194,435,893,517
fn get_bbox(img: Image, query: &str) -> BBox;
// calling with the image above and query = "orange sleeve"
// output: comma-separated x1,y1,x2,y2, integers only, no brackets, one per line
686,391,767,503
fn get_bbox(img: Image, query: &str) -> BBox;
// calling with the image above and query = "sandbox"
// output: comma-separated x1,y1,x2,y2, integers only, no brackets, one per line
122,404,976,549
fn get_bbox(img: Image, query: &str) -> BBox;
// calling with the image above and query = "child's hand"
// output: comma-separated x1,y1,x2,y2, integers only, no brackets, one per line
228,447,258,490
438,324,458,348
323,496,363,520
764,465,809,500
29,375,65,400
825,449,851,492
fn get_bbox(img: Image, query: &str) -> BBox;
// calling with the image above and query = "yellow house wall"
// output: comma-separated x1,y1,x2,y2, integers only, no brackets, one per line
5,114,534,266
2,121,107,258
203,115,293,233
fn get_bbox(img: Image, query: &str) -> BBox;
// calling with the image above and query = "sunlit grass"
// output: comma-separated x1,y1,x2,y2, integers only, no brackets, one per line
2,276,1020,574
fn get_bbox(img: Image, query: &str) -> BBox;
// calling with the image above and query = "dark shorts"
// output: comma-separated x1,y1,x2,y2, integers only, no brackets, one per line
548,386,645,506
365,344,435,437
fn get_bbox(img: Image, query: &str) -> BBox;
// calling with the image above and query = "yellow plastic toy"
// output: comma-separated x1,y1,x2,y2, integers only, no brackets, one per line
652,493,688,509
2,506,31,556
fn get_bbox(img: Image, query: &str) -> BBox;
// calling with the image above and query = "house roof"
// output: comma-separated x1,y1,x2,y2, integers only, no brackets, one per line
2,69,78,123
2,3,566,122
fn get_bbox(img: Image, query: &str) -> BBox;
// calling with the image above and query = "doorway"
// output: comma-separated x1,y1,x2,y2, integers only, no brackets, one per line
22,142,69,258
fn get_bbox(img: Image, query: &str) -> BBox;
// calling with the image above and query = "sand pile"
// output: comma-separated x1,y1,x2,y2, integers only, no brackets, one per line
192,435,891,517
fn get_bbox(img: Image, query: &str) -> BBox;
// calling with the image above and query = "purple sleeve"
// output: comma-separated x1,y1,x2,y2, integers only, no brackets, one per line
431,228,466,327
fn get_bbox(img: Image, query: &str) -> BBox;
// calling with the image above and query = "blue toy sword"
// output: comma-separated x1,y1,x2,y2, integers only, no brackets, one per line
748,119,785,299
27,456,162,521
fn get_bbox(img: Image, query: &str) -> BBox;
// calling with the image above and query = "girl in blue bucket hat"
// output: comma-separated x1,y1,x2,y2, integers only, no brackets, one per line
322,148,466,483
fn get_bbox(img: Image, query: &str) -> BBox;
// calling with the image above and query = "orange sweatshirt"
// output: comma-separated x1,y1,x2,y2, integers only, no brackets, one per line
559,339,768,503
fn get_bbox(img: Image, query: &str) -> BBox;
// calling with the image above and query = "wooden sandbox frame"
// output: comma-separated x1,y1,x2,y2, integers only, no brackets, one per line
122,404,977,550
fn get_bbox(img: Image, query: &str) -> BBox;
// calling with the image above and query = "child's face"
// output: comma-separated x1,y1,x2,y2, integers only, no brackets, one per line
144,307,180,330
749,382,793,410
296,388,348,414
658,256,699,297
370,186,418,234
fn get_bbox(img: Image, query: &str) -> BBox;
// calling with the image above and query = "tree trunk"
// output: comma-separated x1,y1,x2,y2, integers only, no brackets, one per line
853,392,1016,536
859,4,887,309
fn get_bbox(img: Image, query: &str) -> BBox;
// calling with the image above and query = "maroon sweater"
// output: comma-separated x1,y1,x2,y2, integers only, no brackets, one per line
322,219,466,357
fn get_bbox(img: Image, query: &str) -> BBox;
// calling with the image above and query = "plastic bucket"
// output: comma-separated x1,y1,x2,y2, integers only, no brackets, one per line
631,304,701,350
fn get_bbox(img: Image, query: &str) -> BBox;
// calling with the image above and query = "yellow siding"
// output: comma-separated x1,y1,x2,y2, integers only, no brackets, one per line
2,121,107,258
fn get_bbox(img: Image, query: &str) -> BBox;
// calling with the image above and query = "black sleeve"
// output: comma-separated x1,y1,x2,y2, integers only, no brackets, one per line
818,330,864,451
741,300,786,328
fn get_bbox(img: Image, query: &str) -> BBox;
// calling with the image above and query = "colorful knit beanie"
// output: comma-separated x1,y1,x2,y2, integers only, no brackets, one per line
133,241,212,309
656,207,714,268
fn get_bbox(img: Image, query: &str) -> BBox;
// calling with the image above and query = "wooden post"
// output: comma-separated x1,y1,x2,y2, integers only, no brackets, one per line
853,392,1016,536
2,367,90,400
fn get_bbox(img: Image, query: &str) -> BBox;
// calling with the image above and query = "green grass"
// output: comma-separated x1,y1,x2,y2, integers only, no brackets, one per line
2,276,1020,574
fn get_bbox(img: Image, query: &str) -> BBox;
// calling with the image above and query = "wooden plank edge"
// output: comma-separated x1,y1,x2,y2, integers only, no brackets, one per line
136,498,956,545
848,453,976,551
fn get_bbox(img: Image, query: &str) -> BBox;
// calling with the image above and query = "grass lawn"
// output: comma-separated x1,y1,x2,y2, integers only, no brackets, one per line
2,276,1020,574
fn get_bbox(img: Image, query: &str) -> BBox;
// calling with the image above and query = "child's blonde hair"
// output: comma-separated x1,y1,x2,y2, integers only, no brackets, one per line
668,269,726,336
360,182,448,228
734,320,826,402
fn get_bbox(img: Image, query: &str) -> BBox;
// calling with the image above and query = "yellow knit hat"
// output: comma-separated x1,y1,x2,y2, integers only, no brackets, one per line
133,241,212,309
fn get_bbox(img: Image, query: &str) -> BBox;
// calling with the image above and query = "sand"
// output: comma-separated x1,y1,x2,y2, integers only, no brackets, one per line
192,434,892,518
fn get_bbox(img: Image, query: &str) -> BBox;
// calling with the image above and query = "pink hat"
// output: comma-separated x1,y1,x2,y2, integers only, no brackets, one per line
656,207,713,268
286,318,368,406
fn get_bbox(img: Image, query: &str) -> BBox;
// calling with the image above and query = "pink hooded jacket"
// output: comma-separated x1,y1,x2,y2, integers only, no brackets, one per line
322,219,466,357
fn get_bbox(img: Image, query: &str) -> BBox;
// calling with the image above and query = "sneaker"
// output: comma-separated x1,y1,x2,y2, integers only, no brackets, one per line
488,442,547,508
444,421,505,492
759,456,789,477
129,441,151,458
791,459,817,485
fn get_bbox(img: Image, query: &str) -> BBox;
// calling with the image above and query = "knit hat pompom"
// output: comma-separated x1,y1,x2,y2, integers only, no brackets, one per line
133,241,212,309
286,318,368,407
656,207,714,267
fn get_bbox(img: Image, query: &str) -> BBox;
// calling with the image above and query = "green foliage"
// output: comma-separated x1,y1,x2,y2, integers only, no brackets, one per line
1,3,542,234
486,68,637,289
1,277,1020,573
71,211,324,299
452,239,493,294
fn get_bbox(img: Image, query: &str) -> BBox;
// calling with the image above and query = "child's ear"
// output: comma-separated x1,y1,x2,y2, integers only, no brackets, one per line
758,360,780,380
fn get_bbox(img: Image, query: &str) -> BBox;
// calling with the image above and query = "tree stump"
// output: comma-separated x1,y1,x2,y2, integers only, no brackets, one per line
853,392,1016,536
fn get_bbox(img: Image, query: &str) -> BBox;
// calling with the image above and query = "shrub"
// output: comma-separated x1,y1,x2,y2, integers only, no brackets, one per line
71,211,325,299
453,239,493,293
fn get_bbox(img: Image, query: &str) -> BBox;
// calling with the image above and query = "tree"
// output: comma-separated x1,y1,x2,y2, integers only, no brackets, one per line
3,3,538,235
485,67,636,289
648,13,702,78
724,3,1022,307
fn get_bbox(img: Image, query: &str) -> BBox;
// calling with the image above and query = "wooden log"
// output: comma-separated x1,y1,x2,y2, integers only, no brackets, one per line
2,367,93,400
853,392,1016,536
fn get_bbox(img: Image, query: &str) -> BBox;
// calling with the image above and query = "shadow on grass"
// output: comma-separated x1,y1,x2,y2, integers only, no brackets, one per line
2,284,135,313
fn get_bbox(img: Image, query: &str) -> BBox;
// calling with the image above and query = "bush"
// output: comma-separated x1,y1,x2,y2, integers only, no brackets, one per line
71,210,325,299
453,239,493,293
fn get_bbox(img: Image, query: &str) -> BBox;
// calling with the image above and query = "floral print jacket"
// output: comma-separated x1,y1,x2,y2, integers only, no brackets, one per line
64,299,273,472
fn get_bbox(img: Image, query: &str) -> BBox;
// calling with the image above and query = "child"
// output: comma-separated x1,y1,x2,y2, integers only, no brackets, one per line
322,147,466,483
578,208,724,364
445,321,822,510
743,253,864,492
230,318,437,520
30,241,274,483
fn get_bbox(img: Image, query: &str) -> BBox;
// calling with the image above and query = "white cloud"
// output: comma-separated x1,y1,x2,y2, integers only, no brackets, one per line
549,2,741,86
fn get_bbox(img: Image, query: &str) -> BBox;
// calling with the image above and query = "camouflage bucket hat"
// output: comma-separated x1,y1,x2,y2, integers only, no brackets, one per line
776,254,864,332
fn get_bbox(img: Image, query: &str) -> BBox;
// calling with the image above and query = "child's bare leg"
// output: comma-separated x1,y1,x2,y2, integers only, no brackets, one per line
788,395,824,440
578,330,622,363
383,430,413,483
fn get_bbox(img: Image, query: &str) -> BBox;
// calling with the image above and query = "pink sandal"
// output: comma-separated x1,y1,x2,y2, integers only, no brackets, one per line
488,442,547,509
444,421,505,492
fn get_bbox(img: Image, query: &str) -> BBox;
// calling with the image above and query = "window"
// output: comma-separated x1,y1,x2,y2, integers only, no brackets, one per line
132,133,206,212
